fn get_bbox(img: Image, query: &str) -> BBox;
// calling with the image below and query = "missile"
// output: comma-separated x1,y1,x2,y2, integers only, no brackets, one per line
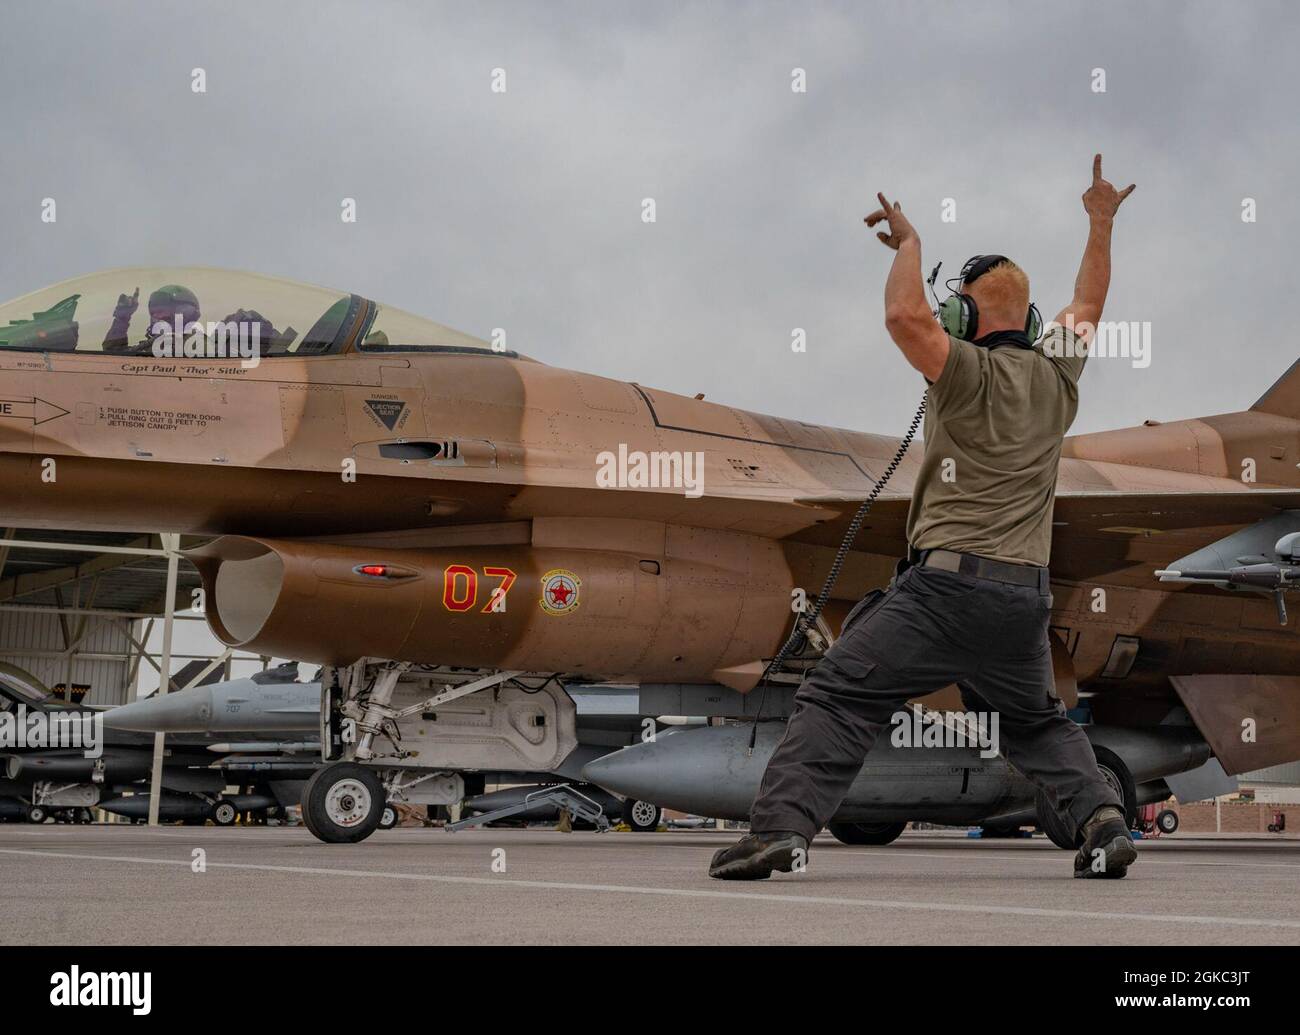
98,794,212,821
98,792,276,820
205,742,320,754
5,748,154,783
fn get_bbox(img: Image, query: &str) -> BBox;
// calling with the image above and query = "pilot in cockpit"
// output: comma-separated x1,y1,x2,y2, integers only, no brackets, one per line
102,283,201,353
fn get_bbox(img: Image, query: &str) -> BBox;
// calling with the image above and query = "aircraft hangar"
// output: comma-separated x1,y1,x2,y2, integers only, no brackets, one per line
0,529,208,705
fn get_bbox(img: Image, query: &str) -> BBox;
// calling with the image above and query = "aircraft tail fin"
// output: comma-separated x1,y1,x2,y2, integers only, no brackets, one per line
1250,358,1300,419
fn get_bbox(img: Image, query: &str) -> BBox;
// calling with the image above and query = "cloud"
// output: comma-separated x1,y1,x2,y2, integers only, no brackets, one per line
1,0,1295,436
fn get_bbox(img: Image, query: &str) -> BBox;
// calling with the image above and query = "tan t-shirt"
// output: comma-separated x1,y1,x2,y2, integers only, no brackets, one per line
905,324,1087,567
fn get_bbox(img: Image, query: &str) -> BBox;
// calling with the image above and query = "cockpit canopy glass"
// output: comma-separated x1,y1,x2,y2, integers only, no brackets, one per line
0,267,511,359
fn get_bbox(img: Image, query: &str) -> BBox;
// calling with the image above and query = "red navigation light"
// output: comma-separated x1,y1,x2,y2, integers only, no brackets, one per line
357,564,389,577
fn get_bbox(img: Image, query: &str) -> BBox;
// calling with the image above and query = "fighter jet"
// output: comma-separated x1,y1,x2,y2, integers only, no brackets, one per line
103,668,672,830
3,266,1298,843
104,662,320,736
0,665,314,824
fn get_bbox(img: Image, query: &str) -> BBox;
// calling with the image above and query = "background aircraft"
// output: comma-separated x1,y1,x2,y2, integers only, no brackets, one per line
104,666,676,831
0,665,314,824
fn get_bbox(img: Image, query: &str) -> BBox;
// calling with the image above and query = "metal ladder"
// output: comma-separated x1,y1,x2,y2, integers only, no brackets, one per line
446,783,611,832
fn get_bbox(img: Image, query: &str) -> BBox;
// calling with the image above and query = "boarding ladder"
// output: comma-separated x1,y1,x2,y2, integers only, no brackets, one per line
445,783,611,832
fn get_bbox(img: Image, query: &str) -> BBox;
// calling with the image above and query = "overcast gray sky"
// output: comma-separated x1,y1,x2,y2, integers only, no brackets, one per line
4,0,1297,441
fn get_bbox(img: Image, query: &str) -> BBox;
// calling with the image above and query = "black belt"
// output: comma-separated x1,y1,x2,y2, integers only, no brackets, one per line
918,548,1049,590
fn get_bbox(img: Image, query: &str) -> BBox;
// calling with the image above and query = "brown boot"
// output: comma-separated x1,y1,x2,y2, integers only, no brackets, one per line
709,831,808,880
1073,806,1137,879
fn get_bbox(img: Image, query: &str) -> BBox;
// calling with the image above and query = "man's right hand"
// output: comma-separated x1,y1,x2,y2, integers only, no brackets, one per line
865,192,918,250
1082,154,1135,222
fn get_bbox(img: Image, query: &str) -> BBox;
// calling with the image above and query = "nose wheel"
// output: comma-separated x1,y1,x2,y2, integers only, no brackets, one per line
211,800,239,826
621,798,662,832
302,762,387,843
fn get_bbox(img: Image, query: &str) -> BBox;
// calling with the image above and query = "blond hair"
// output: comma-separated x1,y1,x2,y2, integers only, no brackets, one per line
968,260,1030,320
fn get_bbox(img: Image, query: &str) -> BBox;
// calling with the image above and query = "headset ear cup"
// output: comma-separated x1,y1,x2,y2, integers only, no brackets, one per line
1026,303,1042,342
937,296,963,338
960,294,977,341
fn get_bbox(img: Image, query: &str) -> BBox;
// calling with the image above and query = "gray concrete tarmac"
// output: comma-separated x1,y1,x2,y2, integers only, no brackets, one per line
1,825,1297,945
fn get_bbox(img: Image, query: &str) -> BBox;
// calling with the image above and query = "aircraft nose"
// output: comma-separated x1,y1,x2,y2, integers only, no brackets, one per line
102,687,212,733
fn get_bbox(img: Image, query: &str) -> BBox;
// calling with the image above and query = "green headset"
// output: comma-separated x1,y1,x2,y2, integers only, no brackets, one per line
929,254,1042,344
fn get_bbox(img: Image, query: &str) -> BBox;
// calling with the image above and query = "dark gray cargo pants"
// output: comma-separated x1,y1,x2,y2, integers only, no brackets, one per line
750,561,1120,844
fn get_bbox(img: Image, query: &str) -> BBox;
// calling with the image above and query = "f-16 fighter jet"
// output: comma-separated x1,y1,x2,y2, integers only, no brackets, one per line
2,266,1297,843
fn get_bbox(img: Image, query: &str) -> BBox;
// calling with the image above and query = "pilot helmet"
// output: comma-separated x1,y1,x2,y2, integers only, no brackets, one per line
148,284,200,325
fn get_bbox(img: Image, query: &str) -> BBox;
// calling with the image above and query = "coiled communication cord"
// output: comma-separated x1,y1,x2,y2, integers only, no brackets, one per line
747,394,928,753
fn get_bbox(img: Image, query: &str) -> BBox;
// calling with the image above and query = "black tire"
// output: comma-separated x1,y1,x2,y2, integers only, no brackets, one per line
1156,808,1179,834
1036,745,1137,850
827,820,907,846
980,823,1024,839
26,805,47,824
621,799,662,832
302,762,386,844
211,800,238,826
378,804,398,830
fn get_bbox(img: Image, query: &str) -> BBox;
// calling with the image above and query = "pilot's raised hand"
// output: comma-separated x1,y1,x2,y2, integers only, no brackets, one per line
112,287,140,321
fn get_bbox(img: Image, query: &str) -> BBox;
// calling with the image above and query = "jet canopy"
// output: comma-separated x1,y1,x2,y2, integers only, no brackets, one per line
0,266,515,359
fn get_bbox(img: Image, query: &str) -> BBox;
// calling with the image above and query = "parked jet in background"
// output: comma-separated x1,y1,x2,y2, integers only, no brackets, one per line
103,668,675,831
0,665,313,824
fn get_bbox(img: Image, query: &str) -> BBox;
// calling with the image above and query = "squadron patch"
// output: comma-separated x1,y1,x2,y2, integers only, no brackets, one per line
539,569,581,616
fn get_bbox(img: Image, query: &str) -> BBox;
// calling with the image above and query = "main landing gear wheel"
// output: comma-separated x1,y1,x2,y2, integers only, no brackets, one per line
211,801,238,826
378,804,399,830
622,799,661,832
1036,745,1137,850
302,762,386,844
26,805,47,824
827,821,907,846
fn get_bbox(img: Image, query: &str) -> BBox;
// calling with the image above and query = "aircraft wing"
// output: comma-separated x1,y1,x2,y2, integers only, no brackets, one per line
786,489,1300,585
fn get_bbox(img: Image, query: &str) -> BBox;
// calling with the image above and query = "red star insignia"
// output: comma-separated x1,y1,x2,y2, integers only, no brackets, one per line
549,581,573,605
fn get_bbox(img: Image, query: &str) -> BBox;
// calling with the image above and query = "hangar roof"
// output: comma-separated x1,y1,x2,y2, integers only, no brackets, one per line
0,529,202,616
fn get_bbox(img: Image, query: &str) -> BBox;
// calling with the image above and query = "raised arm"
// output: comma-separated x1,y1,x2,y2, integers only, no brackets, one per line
865,192,949,381
1053,154,1135,339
